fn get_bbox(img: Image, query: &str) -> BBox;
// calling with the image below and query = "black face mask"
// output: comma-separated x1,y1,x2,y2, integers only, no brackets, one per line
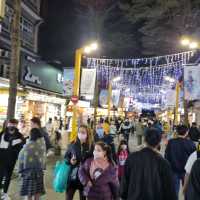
7,126,17,134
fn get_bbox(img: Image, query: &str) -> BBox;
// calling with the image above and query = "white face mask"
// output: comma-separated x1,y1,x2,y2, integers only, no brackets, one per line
78,133,87,141
93,150,104,160
121,145,127,150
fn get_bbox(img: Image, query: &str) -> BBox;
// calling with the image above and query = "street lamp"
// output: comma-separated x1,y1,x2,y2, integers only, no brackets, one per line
180,37,199,49
70,42,98,142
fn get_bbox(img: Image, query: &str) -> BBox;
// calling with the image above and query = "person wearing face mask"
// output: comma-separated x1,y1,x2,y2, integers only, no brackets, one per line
0,119,25,200
64,125,94,200
79,141,119,200
117,140,129,182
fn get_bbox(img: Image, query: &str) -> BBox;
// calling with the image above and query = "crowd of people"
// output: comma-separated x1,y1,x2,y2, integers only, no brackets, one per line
0,115,200,200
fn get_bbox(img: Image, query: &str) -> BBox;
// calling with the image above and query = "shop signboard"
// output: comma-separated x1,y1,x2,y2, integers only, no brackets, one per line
63,68,74,96
80,68,96,98
20,53,64,94
184,64,200,100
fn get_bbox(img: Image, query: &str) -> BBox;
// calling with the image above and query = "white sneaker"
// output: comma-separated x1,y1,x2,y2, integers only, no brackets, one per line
47,150,54,157
1,193,11,200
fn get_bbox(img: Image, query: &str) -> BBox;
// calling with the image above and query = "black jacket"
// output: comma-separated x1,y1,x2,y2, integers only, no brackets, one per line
64,139,93,165
120,147,176,200
0,128,25,166
165,137,196,174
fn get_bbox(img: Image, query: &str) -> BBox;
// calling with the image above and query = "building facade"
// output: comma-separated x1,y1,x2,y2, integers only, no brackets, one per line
0,0,42,78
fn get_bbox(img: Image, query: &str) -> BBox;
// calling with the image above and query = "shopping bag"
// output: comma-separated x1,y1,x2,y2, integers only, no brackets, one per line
53,160,71,193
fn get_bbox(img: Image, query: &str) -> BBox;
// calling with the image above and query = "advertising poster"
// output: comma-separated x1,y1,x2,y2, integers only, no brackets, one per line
63,68,74,96
184,64,200,100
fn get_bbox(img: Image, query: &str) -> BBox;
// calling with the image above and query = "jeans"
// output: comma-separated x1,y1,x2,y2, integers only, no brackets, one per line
173,172,185,200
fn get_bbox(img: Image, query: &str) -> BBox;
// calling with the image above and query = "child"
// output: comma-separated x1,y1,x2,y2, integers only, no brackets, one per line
18,128,46,200
117,140,129,181
79,141,119,200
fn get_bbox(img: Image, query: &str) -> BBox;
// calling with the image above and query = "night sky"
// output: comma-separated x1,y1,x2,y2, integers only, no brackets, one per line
39,0,141,67
39,0,79,67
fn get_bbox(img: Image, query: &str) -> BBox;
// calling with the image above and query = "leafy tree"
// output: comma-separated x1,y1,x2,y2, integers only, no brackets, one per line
120,0,200,55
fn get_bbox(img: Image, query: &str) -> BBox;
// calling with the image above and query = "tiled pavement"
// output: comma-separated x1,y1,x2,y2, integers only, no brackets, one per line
9,134,184,200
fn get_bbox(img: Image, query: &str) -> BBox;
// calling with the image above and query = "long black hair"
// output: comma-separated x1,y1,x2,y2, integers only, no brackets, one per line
95,141,115,165
117,139,130,154
30,128,43,141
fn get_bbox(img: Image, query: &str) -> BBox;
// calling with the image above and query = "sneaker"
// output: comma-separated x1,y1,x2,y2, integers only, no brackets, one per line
47,149,54,157
1,193,11,200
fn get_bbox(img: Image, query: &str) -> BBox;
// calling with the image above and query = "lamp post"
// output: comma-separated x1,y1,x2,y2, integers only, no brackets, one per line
70,43,98,142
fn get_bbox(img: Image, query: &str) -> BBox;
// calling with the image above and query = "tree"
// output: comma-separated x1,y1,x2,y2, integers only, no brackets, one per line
7,0,21,119
75,0,137,57
120,0,200,55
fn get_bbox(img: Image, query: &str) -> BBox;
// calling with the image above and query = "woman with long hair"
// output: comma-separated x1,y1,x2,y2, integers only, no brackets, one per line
79,141,119,200
64,124,94,200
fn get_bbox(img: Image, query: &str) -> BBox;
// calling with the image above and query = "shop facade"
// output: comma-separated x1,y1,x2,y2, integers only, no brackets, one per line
0,54,66,127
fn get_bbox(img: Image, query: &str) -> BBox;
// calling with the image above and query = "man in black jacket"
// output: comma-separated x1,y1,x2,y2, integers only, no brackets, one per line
0,119,24,200
120,128,176,200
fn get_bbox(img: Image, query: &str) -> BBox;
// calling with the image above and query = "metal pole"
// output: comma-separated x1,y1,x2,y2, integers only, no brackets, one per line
174,82,180,126
70,49,82,142
107,82,112,121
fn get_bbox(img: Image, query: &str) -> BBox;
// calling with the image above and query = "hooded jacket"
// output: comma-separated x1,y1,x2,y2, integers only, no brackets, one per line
120,147,176,200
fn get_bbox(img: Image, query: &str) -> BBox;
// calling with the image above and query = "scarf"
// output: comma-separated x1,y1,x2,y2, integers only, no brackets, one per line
90,158,109,180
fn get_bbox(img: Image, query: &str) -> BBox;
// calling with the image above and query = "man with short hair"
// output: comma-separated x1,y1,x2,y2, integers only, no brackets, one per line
120,128,176,200
0,119,24,200
165,125,196,199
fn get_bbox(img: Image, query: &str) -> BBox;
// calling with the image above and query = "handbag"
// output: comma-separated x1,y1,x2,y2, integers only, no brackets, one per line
53,160,71,193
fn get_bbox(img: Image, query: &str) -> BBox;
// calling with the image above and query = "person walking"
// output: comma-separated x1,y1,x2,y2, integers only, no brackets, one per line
64,125,93,200
117,140,129,182
165,125,196,199
185,159,200,200
18,128,46,200
120,118,132,143
79,141,119,200
135,118,144,146
30,117,54,156
120,128,176,200
0,119,25,200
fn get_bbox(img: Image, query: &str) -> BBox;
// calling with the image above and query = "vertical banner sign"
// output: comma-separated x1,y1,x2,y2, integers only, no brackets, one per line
80,68,96,98
184,65,200,100
63,68,74,96
112,90,120,107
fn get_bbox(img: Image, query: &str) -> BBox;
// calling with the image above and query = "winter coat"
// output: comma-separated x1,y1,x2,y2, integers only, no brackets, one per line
79,158,119,200
18,137,46,173
120,147,176,200
0,128,24,167
165,137,196,175
64,139,93,189
64,139,93,165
